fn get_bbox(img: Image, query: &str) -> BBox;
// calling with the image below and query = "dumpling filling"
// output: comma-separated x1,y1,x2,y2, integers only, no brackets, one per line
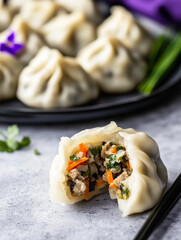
67,142,132,200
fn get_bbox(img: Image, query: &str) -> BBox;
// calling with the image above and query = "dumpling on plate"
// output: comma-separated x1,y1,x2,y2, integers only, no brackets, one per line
40,11,96,56
20,0,67,31
55,0,102,25
78,37,146,93
0,16,44,65
17,46,99,108
98,6,153,57
0,52,22,101
49,122,167,216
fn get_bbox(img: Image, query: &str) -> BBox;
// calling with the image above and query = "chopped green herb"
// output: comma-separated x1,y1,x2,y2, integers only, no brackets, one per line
89,146,102,158
81,169,90,178
116,146,125,151
119,194,124,199
34,149,40,155
0,125,30,153
120,183,129,200
110,142,116,146
122,156,128,162
106,154,121,171
70,155,80,161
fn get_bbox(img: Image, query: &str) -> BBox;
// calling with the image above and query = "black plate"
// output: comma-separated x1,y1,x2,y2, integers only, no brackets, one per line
0,63,181,123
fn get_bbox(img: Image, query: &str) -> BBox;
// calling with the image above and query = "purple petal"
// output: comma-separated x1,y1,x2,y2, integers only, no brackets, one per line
13,43,24,54
7,32,15,43
0,43,16,56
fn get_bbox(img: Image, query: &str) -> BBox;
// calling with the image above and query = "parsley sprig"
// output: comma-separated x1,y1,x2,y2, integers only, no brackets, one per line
0,125,30,153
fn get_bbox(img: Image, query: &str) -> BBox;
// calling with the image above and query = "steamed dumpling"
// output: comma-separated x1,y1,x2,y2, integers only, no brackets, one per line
0,5,12,32
55,0,102,25
49,122,167,216
98,6,153,57
78,37,146,93
40,11,96,56
17,46,99,108
20,0,67,31
0,16,44,65
0,53,22,101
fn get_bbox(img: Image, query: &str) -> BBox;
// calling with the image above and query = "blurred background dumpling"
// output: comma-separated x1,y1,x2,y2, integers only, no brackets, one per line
0,53,22,101
0,16,44,65
55,0,103,25
40,11,96,56
98,6,153,57
78,37,146,93
17,47,99,108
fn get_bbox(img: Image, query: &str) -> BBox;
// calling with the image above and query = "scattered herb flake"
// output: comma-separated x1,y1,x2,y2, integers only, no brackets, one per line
81,169,90,178
89,146,102,158
70,155,80,161
34,149,40,155
106,154,121,171
116,146,125,151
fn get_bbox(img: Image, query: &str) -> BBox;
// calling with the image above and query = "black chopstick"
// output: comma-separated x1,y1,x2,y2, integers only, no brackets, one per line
133,173,181,240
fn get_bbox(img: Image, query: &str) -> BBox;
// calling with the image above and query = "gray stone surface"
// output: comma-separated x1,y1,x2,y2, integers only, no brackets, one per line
1,88,181,240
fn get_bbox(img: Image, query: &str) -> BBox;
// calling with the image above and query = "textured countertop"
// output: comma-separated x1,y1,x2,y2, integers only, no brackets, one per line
1,85,181,240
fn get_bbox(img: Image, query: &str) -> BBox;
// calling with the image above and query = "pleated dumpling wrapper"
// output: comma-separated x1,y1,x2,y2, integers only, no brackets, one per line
0,4,12,32
40,11,96,56
55,0,102,25
78,37,146,93
0,16,43,65
0,52,22,101
17,46,99,108
49,122,167,216
98,6,153,57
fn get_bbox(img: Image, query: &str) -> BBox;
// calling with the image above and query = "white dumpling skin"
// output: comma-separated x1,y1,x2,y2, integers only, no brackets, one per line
49,122,167,216
55,0,102,25
0,5,12,32
98,6,153,57
0,16,43,65
17,46,99,108
0,53,22,101
78,37,146,93
41,11,96,57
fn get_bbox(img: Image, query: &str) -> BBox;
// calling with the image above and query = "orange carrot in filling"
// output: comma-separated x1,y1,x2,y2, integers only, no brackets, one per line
79,143,88,157
67,157,88,171
95,179,106,189
106,170,113,184
109,183,117,188
111,147,117,153
84,178,89,199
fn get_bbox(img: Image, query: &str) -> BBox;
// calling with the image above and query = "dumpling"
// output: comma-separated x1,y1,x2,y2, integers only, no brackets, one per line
98,6,153,57
78,37,146,93
0,16,44,65
55,0,102,25
49,122,167,216
0,4,12,32
17,46,99,108
0,52,22,101
40,11,96,56
20,0,67,31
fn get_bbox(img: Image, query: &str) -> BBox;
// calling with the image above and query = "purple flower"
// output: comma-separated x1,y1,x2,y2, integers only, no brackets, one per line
0,31,24,56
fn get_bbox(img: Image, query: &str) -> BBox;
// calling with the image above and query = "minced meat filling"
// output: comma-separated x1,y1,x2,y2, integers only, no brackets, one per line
67,142,132,200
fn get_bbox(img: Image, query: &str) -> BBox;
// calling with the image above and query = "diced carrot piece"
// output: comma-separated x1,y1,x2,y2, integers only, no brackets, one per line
95,179,106,189
84,178,89,199
106,169,114,184
67,157,88,171
109,183,117,188
111,147,117,153
79,143,88,157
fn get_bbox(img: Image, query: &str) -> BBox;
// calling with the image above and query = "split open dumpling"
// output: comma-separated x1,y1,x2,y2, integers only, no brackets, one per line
98,6,153,57
78,37,146,93
40,11,96,56
0,53,22,101
49,122,167,216
0,16,43,65
17,46,99,108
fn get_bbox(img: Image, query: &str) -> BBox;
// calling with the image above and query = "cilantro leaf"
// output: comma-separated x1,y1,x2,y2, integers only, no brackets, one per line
81,169,90,178
34,149,40,155
70,155,80,161
6,138,19,150
116,146,125,151
89,146,102,158
7,125,19,139
0,140,14,153
106,154,121,171
18,137,31,149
